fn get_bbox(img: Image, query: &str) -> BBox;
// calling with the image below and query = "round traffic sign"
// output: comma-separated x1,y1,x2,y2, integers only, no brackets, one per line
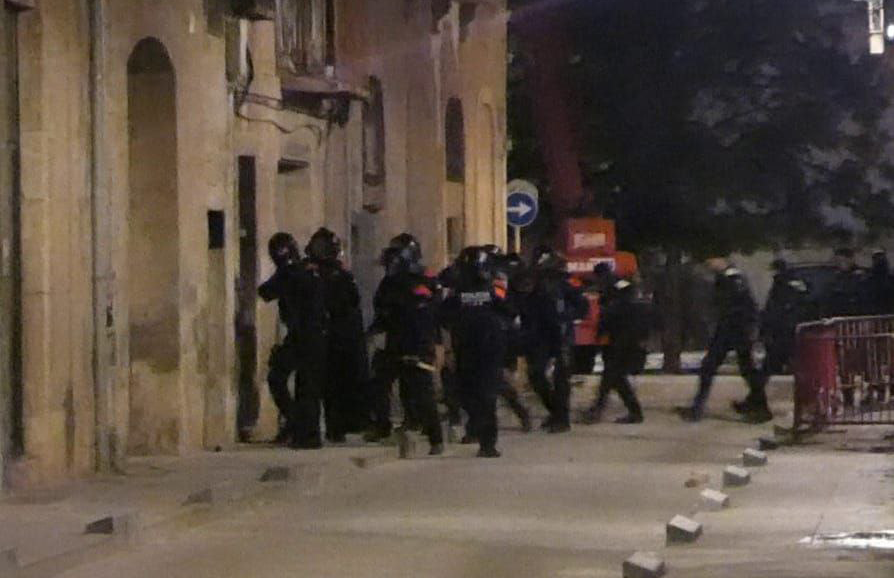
507,190,538,228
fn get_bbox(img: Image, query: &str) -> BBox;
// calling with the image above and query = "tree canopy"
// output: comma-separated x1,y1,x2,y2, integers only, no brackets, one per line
509,0,894,257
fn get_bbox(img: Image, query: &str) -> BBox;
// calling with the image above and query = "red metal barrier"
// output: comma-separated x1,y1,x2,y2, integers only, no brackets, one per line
794,315,894,430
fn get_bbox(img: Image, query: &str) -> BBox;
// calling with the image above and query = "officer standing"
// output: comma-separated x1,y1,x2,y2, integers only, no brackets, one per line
863,249,894,315
365,236,444,455
679,257,761,423
305,228,369,443
522,245,589,433
446,247,511,457
586,279,647,424
258,232,329,449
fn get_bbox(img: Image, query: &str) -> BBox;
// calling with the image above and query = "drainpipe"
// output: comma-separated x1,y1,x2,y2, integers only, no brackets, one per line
87,0,115,473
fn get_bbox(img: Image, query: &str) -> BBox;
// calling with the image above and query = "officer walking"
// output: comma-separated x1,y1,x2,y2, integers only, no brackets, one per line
258,232,329,449
679,257,762,423
522,245,589,433
444,247,512,457
365,236,444,455
741,259,811,422
305,228,369,443
586,279,647,424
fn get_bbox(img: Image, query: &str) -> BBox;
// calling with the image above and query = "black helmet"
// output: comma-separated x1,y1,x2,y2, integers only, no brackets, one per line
532,245,564,271
379,246,403,276
389,233,422,265
306,227,342,262
458,246,494,285
482,244,504,257
268,232,300,268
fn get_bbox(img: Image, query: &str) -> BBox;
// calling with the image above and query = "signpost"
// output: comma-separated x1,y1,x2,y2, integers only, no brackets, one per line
506,180,538,253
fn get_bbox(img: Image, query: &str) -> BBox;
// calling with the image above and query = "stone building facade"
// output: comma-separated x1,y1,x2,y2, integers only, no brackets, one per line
0,0,508,490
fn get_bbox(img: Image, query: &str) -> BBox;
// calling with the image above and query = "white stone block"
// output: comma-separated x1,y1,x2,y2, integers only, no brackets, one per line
700,488,730,511
723,465,751,487
666,515,703,544
623,551,666,578
742,448,768,467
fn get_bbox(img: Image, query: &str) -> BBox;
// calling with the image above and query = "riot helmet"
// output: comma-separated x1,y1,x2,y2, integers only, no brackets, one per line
389,233,423,266
268,232,300,268
532,244,565,271
306,227,342,262
458,245,494,286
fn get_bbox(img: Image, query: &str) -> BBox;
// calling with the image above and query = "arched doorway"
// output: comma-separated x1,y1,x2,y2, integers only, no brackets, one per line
444,97,466,258
126,38,181,455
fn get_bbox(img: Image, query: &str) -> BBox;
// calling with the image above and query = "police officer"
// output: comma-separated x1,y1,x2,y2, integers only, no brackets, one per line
739,259,810,421
825,247,865,317
863,249,894,315
679,257,761,422
446,246,511,457
305,228,369,443
258,232,329,448
365,236,444,455
488,247,533,433
522,245,589,433
587,279,647,424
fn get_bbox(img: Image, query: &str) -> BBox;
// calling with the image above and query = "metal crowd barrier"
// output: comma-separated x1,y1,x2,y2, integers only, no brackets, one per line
794,315,894,430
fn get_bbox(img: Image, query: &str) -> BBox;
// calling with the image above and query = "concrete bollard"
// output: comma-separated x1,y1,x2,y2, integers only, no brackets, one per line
742,448,768,467
758,437,779,451
260,466,293,482
700,488,730,511
182,488,215,506
84,512,141,543
622,551,666,578
666,515,703,544
723,465,751,487
350,452,392,469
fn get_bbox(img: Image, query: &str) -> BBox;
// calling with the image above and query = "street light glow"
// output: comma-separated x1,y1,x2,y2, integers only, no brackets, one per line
887,23,894,40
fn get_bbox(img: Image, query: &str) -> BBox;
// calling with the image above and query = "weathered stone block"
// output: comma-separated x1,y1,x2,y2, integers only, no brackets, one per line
84,512,140,540
350,453,391,469
723,465,751,487
700,488,730,511
182,487,214,505
622,551,666,578
742,448,768,467
666,515,703,544
758,437,779,451
260,466,292,482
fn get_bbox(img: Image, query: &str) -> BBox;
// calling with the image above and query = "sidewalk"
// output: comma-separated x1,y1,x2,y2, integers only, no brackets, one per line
0,441,397,576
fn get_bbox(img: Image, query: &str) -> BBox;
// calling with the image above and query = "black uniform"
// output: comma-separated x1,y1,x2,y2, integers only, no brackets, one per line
591,280,647,423
316,259,369,441
258,258,329,448
368,267,444,451
863,253,894,315
447,280,510,456
684,266,761,421
522,258,589,431
825,265,865,318
758,270,811,381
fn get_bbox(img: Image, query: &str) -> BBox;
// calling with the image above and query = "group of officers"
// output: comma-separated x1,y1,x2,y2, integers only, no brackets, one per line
258,228,613,458
676,247,894,423
259,225,894,456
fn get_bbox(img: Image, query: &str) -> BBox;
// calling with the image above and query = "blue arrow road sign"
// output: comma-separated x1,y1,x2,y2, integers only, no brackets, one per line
507,191,538,228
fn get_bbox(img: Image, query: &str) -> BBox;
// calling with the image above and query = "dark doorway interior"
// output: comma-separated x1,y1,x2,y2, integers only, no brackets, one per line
0,2,23,483
236,156,259,439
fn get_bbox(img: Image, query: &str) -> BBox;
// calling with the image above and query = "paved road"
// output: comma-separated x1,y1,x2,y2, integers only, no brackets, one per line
57,376,893,578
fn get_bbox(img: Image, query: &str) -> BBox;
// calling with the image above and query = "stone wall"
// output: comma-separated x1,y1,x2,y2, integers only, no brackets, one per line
5,0,508,488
